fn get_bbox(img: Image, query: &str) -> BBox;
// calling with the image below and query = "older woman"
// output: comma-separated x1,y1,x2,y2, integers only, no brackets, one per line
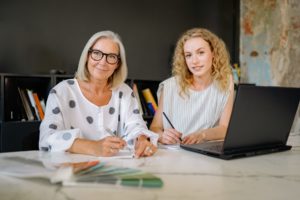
39,30,158,157
150,28,234,145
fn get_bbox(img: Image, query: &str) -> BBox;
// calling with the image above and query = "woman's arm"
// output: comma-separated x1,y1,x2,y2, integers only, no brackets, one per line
120,86,158,157
149,90,164,136
150,88,182,144
68,137,126,157
39,91,81,152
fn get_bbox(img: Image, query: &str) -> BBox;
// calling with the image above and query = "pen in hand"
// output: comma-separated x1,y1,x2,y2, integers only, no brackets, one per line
162,112,182,142
105,127,127,139
104,127,131,151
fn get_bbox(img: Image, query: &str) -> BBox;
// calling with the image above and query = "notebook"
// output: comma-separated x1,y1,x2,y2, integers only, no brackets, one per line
180,84,300,160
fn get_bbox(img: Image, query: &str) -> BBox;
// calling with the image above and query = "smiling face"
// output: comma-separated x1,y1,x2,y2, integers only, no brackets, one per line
87,37,120,82
183,37,213,79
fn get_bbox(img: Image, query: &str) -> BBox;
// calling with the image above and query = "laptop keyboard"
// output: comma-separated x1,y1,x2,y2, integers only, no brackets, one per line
202,141,224,152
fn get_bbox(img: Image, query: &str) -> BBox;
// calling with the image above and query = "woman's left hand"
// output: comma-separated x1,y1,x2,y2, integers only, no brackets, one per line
134,135,157,158
182,132,206,144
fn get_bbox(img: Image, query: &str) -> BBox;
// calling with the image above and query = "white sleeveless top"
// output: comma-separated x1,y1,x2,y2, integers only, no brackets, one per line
158,77,230,137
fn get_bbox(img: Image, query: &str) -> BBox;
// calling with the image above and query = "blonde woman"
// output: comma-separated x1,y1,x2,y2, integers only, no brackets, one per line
150,28,234,145
39,31,158,157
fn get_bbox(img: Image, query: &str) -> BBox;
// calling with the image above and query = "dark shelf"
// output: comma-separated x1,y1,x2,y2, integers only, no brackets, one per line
126,79,160,126
0,121,41,152
0,73,74,152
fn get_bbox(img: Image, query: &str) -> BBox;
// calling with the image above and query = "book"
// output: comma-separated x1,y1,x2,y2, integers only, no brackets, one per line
33,92,45,120
15,89,28,121
0,154,163,188
132,83,144,115
40,99,46,112
146,102,155,115
18,87,35,121
137,88,149,116
142,88,158,112
26,89,40,120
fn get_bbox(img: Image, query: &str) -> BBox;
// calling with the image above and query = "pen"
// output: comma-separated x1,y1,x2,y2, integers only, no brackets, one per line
105,127,114,135
162,112,182,141
105,127,127,139
104,127,132,151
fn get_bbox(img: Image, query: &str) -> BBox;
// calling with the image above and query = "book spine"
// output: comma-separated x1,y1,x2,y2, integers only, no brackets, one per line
132,83,144,115
18,87,34,121
16,89,28,121
146,102,155,115
40,99,46,112
33,93,45,120
27,89,40,120
142,88,158,111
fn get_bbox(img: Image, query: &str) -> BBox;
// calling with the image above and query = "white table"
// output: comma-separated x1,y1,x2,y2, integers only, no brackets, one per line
0,132,300,200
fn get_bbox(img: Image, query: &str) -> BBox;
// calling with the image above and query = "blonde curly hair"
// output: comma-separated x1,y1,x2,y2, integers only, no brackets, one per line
172,28,232,97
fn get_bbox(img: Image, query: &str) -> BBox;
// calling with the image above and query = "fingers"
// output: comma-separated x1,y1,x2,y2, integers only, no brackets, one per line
182,136,196,144
170,129,183,139
142,145,157,157
182,134,202,144
106,136,127,146
110,140,126,149
161,128,182,144
135,140,157,158
100,136,127,156
161,133,177,144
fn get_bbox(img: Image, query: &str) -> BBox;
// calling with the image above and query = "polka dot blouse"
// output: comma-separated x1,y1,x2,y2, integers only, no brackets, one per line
39,79,158,152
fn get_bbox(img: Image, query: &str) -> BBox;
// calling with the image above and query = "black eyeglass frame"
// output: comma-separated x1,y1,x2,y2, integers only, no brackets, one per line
88,49,120,64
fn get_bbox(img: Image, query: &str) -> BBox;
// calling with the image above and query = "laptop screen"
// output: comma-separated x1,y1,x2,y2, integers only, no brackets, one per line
223,85,300,151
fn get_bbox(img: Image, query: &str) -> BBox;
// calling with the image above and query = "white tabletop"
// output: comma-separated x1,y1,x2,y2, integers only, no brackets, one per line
0,132,300,200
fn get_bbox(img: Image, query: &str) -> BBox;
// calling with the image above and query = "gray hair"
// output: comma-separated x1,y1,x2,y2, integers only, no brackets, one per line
75,30,128,89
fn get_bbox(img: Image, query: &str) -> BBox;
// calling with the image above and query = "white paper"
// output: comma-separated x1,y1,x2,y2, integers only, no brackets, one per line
98,149,134,159
158,143,181,150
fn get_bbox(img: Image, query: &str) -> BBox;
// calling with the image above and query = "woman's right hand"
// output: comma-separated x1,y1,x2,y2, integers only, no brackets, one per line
159,128,182,144
91,136,126,156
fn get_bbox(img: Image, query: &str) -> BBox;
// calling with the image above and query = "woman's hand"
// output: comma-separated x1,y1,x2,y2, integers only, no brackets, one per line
159,128,182,144
92,136,126,156
134,135,157,158
182,132,206,144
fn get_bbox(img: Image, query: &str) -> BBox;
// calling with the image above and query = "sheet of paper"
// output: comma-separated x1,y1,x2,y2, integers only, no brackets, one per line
158,143,181,150
98,149,134,159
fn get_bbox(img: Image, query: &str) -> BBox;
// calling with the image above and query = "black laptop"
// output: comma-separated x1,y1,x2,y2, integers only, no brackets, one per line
180,84,300,160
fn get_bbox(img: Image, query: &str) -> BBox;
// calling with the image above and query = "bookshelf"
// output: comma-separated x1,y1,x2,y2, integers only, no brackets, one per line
126,79,160,126
0,73,74,152
0,74,160,152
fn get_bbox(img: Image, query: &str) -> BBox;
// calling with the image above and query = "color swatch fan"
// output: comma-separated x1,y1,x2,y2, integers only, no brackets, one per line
64,161,163,188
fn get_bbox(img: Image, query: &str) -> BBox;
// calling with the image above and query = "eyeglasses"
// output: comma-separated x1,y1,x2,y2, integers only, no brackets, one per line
88,49,120,64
